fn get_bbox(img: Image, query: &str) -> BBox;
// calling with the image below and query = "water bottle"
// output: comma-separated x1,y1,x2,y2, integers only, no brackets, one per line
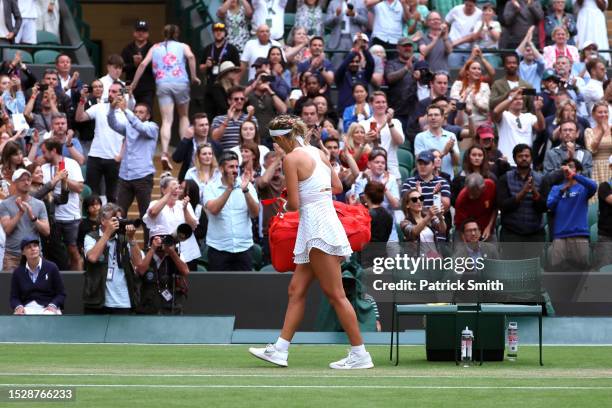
461,326,473,367
507,322,518,361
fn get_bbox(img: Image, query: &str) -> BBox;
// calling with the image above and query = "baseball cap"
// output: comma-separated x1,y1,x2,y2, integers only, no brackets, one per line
251,57,269,68
582,40,598,51
542,69,560,82
213,22,226,31
20,237,40,251
397,37,415,47
134,20,148,31
417,151,434,163
12,168,31,182
353,33,369,43
477,124,495,139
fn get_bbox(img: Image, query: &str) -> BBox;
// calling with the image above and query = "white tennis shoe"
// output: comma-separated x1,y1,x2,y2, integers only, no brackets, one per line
329,351,374,369
248,344,289,367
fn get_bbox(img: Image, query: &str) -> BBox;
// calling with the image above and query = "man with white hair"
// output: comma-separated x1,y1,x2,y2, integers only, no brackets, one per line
240,25,282,80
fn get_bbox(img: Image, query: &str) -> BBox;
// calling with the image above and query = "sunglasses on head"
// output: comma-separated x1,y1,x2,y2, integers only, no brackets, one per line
409,195,425,203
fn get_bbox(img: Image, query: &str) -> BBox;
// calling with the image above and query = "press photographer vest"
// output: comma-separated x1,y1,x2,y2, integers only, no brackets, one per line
82,230,139,309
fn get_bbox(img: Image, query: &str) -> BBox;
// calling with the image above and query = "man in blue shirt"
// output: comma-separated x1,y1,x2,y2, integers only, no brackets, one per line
547,159,597,271
203,150,259,271
107,97,159,237
414,105,459,179
297,37,335,88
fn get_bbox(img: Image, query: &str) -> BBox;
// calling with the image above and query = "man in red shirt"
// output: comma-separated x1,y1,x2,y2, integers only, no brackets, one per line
454,173,497,241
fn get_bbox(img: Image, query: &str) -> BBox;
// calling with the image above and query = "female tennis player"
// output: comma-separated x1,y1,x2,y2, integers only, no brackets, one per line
249,115,373,369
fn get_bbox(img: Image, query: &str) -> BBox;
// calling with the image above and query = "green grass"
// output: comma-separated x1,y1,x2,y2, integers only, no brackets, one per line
1,344,611,407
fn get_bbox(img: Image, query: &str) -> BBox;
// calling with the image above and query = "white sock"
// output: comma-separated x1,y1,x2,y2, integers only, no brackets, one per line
274,337,291,352
351,344,367,356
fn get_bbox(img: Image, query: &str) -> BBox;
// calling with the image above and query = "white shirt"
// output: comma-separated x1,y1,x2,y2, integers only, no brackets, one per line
240,38,282,80
18,0,38,18
446,5,482,49
580,78,604,116
359,117,404,179
498,111,538,166
86,103,125,159
142,200,201,263
251,0,288,40
202,177,258,253
0,1,9,38
41,157,84,221
371,0,404,45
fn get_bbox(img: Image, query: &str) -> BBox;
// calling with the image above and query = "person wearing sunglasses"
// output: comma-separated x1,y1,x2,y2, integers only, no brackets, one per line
211,85,257,150
399,188,446,258
401,150,451,212
492,86,545,167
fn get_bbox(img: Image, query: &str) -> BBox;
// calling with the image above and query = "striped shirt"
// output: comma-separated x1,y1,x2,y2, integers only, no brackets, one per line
211,113,258,150
401,175,451,208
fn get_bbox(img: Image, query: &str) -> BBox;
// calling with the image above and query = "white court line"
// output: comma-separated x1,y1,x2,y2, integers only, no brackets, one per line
1,373,612,380
1,383,611,390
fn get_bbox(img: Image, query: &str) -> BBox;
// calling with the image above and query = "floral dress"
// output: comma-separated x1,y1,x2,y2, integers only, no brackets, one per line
225,6,251,52
295,5,323,37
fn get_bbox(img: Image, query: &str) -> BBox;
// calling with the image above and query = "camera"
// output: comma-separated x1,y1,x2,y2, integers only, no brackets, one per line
155,223,193,247
261,75,275,83
117,218,142,233
39,83,49,92
24,128,35,144
419,69,434,85
521,88,537,96
456,101,467,111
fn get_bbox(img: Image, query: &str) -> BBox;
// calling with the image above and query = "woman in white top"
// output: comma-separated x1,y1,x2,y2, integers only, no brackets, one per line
249,115,372,370
400,188,446,258
184,143,219,195
230,120,269,168
143,175,200,264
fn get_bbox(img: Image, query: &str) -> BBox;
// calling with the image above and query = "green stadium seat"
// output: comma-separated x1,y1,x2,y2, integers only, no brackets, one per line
36,30,60,45
600,264,612,273
284,13,295,27
4,49,33,64
590,224,598,243
34,50,61,65
397,148,414,171
588,202,598,227
80,184,92,201
399,165,410,182
251,243,263,270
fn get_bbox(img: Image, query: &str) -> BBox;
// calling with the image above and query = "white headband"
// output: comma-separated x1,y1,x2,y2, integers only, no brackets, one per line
269,128,292,137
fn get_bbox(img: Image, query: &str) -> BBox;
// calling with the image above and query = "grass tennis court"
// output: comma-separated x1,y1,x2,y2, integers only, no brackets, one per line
1,344,611,407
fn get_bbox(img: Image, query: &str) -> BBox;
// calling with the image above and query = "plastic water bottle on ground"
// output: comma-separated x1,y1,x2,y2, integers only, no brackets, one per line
507,322,518,361
461,326,473,367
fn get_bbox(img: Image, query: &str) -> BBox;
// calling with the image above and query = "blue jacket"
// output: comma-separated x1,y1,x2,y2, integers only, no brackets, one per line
334,50,374,115
342,103,373,133
10,259,65,310
547,174,597,239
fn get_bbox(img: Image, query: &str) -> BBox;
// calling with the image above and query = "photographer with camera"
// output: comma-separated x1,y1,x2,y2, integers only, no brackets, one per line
135,234,189,314
203,150,258,271
334,33,374,116
244,69,288,143
143,175,200,266
83,203,143,314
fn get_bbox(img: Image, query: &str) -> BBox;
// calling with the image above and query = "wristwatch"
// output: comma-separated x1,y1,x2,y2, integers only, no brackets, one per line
388,123,395,128
66,142,74,147
242,188,249,193
30,216,38,223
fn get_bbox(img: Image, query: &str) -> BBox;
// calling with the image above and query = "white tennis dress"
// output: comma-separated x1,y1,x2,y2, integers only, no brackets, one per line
293,145,352,264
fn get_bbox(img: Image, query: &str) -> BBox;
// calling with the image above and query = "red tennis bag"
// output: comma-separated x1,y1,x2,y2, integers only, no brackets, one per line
268,201,371,272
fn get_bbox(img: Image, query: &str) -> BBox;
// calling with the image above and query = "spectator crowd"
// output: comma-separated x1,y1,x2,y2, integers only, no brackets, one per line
4,0,612,316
